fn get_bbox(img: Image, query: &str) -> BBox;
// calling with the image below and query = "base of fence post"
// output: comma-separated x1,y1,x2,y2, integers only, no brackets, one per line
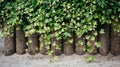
16,24,26,54
75,35,86,55
40,34,48,55
63,33,75,56
111,28,120,56
99,24,110,56
28,33,39,55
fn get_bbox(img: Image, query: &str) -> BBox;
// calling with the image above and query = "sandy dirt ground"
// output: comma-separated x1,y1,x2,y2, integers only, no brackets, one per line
0,31,120,67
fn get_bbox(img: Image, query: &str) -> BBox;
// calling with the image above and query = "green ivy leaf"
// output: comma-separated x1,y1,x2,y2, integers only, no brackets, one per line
100,29,105,34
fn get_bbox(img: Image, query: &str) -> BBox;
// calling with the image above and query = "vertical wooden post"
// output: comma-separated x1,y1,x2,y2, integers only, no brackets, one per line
75,35,86,55
99,24,110,56
51,31,62,56
4,23,16,56
87,31,98,55
40,33,48,55
4,35,16,56
16,24,26,54
111,27,120,56
63,32,75,55
28,33,39,55
88,39,98,55
51,37,62,56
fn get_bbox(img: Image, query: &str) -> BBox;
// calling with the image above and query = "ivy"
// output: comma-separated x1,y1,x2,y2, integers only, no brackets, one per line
0,0,120,61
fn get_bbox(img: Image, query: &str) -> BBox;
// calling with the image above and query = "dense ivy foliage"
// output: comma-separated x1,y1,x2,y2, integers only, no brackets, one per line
0,0,120,55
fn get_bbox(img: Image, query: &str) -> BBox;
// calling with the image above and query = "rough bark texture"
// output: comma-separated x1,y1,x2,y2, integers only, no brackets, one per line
4,35,16,56
16,24,26,54
51,36,62,56
88,39,98,55
99,24,110,56
75,35,86,55
88,32,98,55
111,28,120,56
40,34,48,55
4,22,16,56
28,33,39,55
63,33,75,55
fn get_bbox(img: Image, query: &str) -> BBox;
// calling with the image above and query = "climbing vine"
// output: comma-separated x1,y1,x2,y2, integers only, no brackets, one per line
0,0,120,61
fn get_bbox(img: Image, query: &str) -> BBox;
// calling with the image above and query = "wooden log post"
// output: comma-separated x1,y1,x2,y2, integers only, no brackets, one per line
51,37,62,56
28,33,39,55
88,39,98,55
51,31,62,56
75,35,86,55
16,24,26,54
4,23,16,56
87,31,98,55
99,24,110,56
40,34,49,55
63,33,75,55
4,35,16,56
111,28,120,56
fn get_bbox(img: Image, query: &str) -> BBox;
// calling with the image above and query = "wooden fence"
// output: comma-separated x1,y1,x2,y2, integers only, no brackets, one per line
3,24,120,56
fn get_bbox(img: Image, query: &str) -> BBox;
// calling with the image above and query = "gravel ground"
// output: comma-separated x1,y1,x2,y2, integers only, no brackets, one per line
0,31,120,67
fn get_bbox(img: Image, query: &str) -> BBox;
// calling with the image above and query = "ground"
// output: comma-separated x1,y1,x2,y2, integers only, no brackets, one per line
0,31,120,67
